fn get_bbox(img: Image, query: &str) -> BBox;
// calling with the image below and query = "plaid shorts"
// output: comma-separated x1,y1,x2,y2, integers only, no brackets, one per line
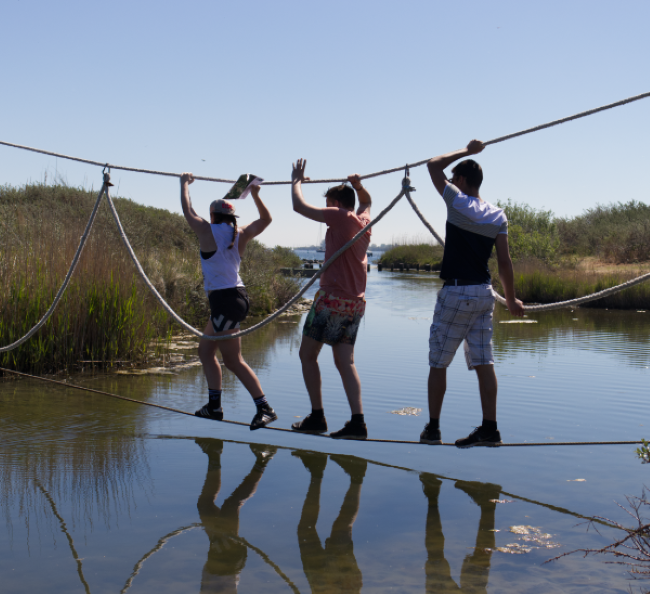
302,290,366,346
429,284,496,369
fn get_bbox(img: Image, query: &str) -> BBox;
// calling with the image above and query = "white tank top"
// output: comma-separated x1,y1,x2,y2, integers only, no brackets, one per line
200,223,244,294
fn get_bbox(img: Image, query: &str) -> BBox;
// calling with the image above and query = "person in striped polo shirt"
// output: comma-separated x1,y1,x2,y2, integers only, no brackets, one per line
421,140,524,448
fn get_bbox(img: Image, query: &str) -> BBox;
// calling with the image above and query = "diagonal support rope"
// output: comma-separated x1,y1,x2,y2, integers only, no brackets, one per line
104,179,408,340
402,191,650,311
0,178,109,353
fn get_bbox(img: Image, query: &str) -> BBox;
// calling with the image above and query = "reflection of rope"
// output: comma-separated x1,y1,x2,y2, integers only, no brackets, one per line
33,479,92,594
120,524,301,594
2,368,643,447
2,90,649,184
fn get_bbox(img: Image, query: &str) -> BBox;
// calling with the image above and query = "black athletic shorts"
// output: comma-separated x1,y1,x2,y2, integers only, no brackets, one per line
208,287,250,332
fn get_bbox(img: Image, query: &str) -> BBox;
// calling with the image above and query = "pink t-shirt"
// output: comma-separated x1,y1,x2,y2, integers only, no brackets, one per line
320,208,371,299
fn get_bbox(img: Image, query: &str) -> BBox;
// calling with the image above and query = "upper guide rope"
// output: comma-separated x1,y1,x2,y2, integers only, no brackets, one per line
1,91,649,184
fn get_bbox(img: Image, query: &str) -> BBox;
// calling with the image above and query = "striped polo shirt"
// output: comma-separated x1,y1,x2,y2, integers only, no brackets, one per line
440,182,508,284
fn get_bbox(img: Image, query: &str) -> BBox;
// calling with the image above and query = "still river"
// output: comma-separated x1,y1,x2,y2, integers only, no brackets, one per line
1,263,649,593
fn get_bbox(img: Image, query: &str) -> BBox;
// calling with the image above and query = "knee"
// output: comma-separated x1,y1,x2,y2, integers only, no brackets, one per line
222,352,243,371
333,352,353,370
299,347,318,366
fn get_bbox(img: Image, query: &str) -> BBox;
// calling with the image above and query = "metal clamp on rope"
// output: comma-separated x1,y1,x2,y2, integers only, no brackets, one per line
402,164,415,192
103,164,114,187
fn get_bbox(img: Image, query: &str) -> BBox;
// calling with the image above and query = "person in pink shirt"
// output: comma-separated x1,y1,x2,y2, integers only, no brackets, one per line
290,159,372,440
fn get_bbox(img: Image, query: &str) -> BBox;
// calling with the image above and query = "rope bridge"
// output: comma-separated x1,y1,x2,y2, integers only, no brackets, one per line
1,90,650,353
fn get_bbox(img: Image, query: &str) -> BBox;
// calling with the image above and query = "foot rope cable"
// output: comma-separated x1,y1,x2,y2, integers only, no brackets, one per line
0,367,643,448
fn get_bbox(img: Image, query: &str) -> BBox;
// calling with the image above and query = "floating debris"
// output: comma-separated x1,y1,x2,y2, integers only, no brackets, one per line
116,367,178,376
390,407,422,416
495,544,532,554
490,499,513,504
499,320,538,324
499,525,560,551
567,478,586,482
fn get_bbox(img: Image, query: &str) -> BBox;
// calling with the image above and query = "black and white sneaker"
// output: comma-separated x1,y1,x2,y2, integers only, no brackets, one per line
330,421,367,440
455,426,502,448
250,406,278,431
419,423,442,445
195,404,224,421
291,414,328,434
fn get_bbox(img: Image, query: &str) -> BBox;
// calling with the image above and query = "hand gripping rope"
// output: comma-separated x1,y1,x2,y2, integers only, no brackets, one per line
2,91,650,350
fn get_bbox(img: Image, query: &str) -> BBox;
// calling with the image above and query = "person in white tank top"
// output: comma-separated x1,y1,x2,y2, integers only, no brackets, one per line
180,173,277,430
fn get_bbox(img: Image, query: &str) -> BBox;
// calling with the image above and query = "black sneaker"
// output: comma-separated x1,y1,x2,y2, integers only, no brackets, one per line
330,421,367,440
291,414,328,434
419,423,442,445
455,426,502,448
195,404,224,421
250,406,278,431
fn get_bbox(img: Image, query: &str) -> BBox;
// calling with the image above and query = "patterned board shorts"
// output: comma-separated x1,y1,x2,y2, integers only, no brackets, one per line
429,284,496,370
302,289,366,346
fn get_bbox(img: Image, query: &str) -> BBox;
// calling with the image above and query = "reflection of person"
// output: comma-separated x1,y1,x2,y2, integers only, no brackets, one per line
290,159,372,440
195,438,277,593
422,141,524,448
181,173,277,430
420,474,500,592
293,451,364,592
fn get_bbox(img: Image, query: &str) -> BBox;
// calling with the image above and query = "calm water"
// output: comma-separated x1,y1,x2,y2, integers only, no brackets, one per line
1,270,649,593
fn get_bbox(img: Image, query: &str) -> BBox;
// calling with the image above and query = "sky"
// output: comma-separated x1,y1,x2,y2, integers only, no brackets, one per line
1,0,649,248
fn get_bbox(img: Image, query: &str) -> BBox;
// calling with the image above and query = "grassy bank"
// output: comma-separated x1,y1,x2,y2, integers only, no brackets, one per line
379,243,443,268
0,183,301,374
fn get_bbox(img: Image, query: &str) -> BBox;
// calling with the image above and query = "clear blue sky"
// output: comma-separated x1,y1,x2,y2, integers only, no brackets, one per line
1,0,649,247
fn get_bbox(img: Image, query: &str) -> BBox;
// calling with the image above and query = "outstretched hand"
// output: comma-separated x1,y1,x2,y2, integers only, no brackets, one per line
181,172,195,185
466,140,485,155
250,184,261,199
292,159,310,184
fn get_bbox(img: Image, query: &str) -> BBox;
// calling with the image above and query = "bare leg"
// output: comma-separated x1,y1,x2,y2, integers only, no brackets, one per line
299,336,325,409
427,367,447,419
218,332,264,401
198,320,223,390
474,365,497,422
332,343,362,415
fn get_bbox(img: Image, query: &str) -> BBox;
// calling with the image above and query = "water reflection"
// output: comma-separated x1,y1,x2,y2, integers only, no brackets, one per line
195,438,277,593
422,475,499,593
293,451,364,593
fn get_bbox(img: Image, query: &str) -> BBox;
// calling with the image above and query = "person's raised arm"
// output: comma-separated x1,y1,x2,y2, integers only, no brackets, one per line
427,140,485,197
495,234,524,317
180,173,216,250
348,174,371,216
291,159,326,223
239,185,272,253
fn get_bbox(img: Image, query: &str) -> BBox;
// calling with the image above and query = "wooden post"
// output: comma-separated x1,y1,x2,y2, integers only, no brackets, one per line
378,263,383,271
367,263,371,272
416,263,420,271
398,263,404,271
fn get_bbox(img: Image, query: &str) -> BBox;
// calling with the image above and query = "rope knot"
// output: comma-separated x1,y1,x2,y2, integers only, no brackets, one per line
402,176,415,192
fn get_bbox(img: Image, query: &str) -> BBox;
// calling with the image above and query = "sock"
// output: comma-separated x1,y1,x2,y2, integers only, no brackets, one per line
208,389,222,412
482,419,498,432
428,418,440,430
311,408,325,419
351,413,365,425
254,395,268,409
